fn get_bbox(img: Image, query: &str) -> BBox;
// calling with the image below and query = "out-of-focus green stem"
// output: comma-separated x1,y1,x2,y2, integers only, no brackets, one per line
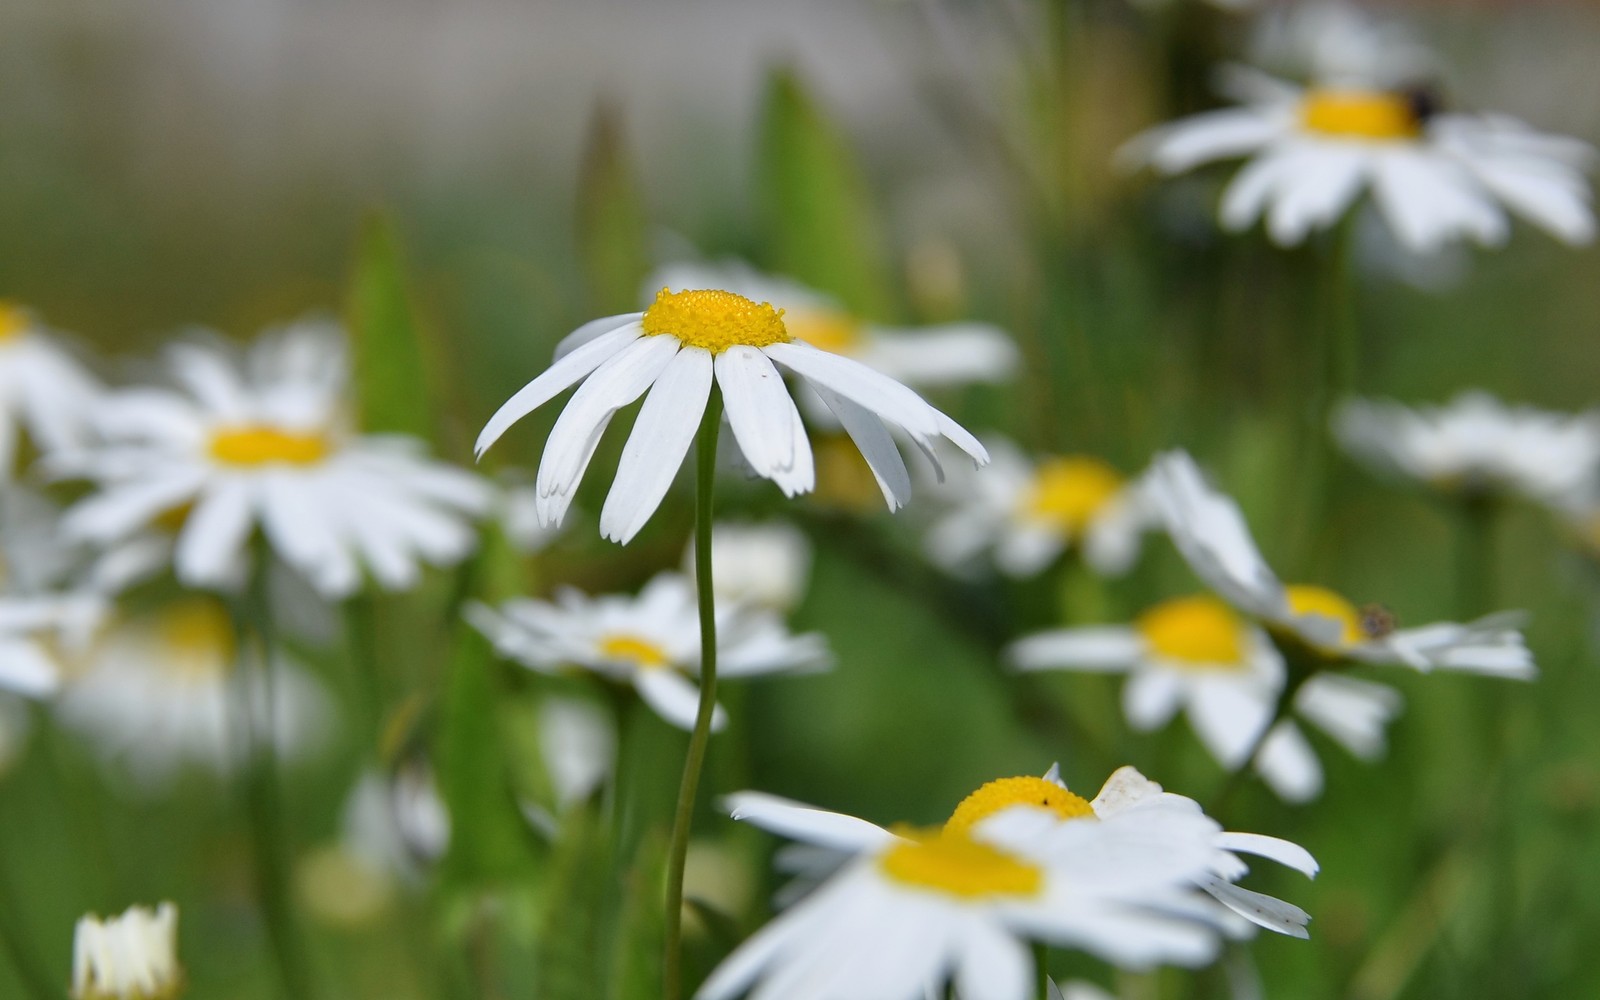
662,391,724,1000
1034,942,1050,1000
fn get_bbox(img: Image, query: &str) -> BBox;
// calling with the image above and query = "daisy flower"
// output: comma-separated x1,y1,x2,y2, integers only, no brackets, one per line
72,902,182,1000
646,261,1020,392
1009,603,1401,802
0,489,110,699
700,773,1229,1000
684,521,813,614
467,572,830,732
924,437,1156,578
1334,392,1600,506
1147,450,1535,678
56,597,333,790
1126,67,1596,252
474,287,989,544
59,322,492,598
0,301,103,478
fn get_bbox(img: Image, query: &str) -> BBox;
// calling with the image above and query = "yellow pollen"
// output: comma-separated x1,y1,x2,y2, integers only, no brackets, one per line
1301,90,1421,141
878,828,1044,900
1137,595,1248,670
597,633,671,670
945,776,1096,837
0,301,30,342
641,288,790,354
787,308,863,356
210,425,331,467
1284,584,1366,647
1020,456,1124,535
156,599,236,679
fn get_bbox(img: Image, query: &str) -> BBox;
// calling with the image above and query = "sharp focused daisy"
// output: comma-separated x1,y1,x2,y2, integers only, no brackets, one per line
72,902,182,1000
59,322,492,598
924,437,1157,578
1126,67,1596,252
700,772,1230,1000
1009,606,1401,802
0,301,103,479
474,287,989,543
56,598,333,790
467,572,830,732
647,261,1020,392
1334,392,1600,506
685,521,813,614
1147,451,1535,678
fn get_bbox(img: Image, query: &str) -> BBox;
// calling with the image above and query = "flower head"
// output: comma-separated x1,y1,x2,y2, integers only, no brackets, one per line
0,300,103,479
474,289,989,544
72,902,182,1000
467,572,830,732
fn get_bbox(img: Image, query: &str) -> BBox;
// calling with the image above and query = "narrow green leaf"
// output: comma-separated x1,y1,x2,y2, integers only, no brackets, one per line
577,100,651,315
609,830,668,1000
345,213,436,438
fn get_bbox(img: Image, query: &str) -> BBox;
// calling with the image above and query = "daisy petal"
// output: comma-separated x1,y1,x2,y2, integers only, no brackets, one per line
718,347,813,496
600,346,714,544
722,791,894,852
474,321,643,457
811,386,911,510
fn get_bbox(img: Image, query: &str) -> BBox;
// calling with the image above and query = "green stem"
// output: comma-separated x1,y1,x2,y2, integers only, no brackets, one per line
1034,942,1050,1000
232,556,317,1000
1455,495,1496,620
662,392,724,1000
343,591,385,758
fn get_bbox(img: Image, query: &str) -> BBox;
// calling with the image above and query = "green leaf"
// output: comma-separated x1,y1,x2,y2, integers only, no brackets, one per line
578,101,651,315
754,67,889,317
532,806,612,1000
609,830,668,1000
345,213,437,439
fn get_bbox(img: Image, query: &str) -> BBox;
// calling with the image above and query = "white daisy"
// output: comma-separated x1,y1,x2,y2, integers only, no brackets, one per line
0,489,109,699
684,521,813,614
1147,450,1536,678
924,437,1156,578
0,301,103,479
71,902,182,1000
646,261,1020,392
58,322,492,598
56,598,333,790
1008,596,1403,803
1333,392,1600,505
700,773,1229,1000
473,288,989,544
467,572,830,732
1127,68,1596,252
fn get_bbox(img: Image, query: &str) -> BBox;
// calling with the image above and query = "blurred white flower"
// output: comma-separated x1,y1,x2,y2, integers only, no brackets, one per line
1127,69,1596,252
71,901,182,1000
0,489,109,700
474,288,988,544
342,762,451,880
467,572,830,732
1334,392,1600,505
537,695,616,809
924,438,1157,578
1009,602,1401,802
59,322,492,598
647,261,1020,392
1249,1,1433,89
701,768,1234,999
684,521,813,614
1147,451,1535,678
496,475,568,554
0,301,103,480
56,598,333,790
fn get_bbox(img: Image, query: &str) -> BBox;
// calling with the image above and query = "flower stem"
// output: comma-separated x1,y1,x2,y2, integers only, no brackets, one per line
1034,942,1050,1000
663,391,724,1000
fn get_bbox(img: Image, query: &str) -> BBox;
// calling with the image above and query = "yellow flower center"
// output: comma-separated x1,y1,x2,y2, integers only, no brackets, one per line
1019,456,1124,535
1137,595,1248,671
945,776,1096,837
641,288,791,354
1301,90,1421,141
209,425,331,467
878,828,1045,900
156,599,236,679
1283,584,1365,647
597,633,671,670
787,308,863,356
0,301,29,342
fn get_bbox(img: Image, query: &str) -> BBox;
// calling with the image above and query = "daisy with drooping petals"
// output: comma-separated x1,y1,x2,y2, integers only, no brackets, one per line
56,598,333,790
1126,66,1596,252
474,287,989,544
701,775,1229,1000
58,322,492,598
924,437,1157,578
72,902,182,1000
685,521,813,614
1147,450,1535,678
0,301,103,478
467,572,830,732
1009,596,1403,802
646,261,1020,392
1334,392,1600,507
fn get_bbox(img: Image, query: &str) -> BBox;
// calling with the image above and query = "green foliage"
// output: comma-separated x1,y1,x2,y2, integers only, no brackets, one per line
577,101,652,316
346,214,438,439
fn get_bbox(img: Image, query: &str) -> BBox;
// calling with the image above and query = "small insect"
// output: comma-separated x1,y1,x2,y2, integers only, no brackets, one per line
1403,83,1444,126
1360,603,1398,640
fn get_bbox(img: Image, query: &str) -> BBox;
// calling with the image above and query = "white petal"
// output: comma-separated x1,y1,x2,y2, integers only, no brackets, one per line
718,347,813,496
955,921,1031,1000
599,346,713,544
1215,832,1318,878
1202,878,1311,939
0,642,61,698
174,479,258,589
474,320,642,457
722,791,894,852
1122,669,1184,731
257,474,361,597
810,385,911,510
1006,627,1143,672
1255,723,1324,803
634,669,725,733
553,313,644,361
1133,108,1283,174
1187,679,1275,768
1265,144,1369,244
764,342,941,441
